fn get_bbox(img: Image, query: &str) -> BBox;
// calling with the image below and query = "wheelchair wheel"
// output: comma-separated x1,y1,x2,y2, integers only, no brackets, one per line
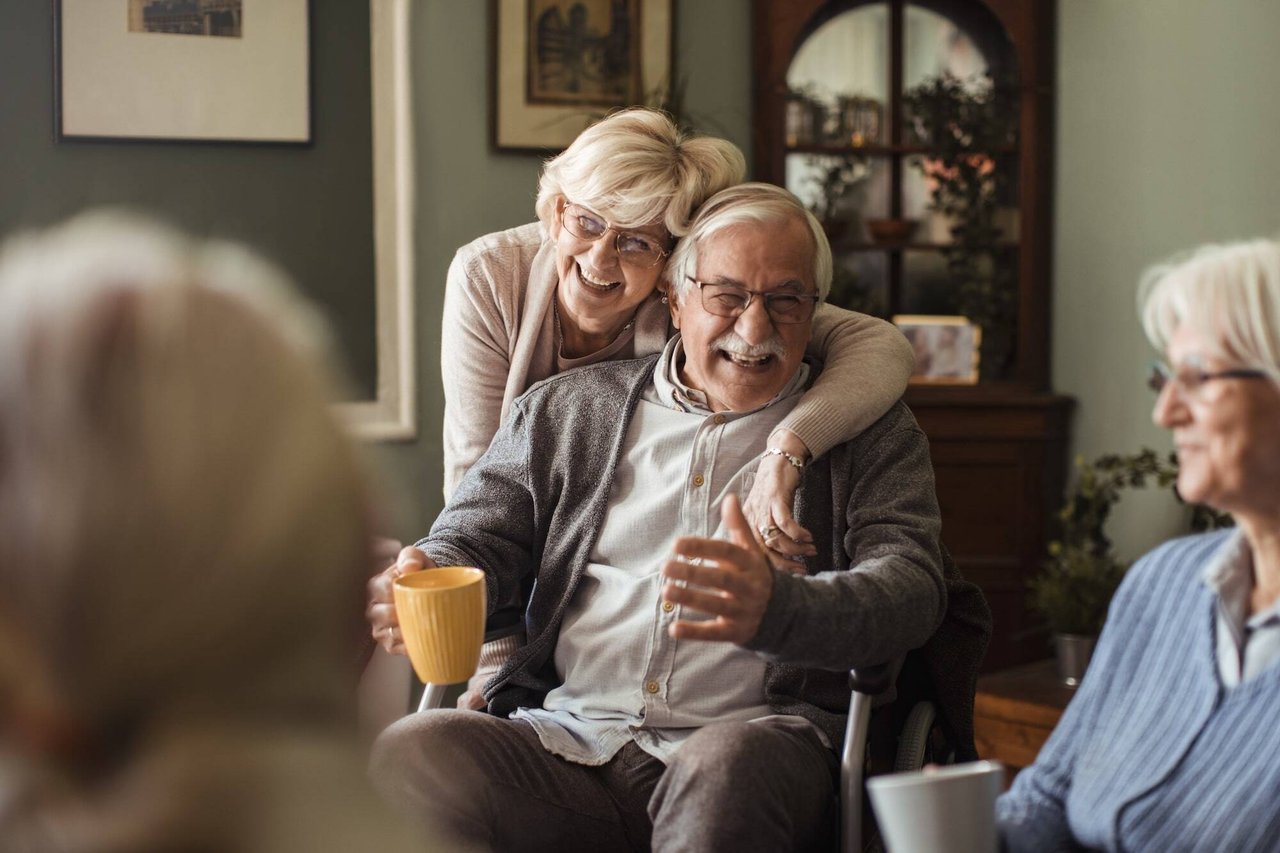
893,701,937,772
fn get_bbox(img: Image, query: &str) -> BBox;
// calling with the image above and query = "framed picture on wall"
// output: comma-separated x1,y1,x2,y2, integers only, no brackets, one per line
55,0,311,143
492,0,674,152
893,314,982,385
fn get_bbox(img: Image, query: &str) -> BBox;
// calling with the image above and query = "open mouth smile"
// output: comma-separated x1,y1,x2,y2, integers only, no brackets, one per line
577,263,622,292
719,350,776,369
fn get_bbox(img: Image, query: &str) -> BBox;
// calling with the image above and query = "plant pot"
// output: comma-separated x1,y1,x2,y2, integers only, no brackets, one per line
865,217,918,246
1053,633,1097,687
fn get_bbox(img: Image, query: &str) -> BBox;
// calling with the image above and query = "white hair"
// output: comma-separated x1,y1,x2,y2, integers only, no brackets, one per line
1139,237,1280,381
534,108,746,238
665,182,833,302
0,211,374,733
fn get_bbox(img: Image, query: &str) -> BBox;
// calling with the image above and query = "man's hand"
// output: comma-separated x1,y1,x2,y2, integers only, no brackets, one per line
366,545,437,655
742,428,816,574
660,494,776,645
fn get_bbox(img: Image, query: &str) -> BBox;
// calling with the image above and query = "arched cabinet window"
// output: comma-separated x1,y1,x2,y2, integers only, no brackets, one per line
754,0,1072,670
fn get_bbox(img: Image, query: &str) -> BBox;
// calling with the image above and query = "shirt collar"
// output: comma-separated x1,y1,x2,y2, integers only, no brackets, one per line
1201,529,1280,629
652,334,809,415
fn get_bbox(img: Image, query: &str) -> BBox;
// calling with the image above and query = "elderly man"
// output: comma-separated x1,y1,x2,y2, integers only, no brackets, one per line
368,183,987,851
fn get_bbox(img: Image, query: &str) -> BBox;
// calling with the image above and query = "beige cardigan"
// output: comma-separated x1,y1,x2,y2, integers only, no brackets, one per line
441,223,914,497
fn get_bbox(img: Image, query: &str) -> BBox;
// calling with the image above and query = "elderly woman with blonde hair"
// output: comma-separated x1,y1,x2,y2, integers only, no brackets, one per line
998,238,1280,851
389,109,914,707
0,214,432,852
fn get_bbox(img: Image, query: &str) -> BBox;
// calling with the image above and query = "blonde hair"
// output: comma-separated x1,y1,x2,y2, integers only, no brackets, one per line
666,182,833,301
1139,237,1280,380
0,211,374,738
534,108,746,238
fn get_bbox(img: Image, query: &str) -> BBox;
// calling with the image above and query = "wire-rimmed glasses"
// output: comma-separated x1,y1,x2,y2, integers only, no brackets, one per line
1147,360,1269,397
559,203,670,268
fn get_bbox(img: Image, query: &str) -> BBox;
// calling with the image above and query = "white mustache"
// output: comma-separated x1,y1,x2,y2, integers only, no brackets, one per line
711,330,786,359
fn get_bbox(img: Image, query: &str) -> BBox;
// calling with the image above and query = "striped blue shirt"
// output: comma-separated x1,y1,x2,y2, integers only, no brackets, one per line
998,530,1280,852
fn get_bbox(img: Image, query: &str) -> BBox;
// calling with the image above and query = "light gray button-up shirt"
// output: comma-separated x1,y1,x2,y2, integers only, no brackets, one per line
514,336,818,765
1201,530,1280,687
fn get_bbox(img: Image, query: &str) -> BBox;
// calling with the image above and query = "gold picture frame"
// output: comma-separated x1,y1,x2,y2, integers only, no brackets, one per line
893,314,982,385
492,0,674,152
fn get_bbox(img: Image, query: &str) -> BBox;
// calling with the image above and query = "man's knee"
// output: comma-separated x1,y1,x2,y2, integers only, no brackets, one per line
369,710,491,813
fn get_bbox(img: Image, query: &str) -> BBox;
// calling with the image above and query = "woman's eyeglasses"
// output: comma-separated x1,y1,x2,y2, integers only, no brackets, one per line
560,203,670,268
1147,360,1269,396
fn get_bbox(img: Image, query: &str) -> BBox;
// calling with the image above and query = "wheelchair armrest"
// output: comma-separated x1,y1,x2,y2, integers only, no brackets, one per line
848,660,900,696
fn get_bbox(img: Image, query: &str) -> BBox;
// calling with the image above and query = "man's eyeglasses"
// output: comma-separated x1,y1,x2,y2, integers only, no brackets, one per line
1147,360,1269,396
560,203,670,268
687,277,820,325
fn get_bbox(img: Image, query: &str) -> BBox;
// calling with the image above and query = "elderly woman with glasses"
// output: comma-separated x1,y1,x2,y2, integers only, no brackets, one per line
412,109,914,706
998,238,1280,852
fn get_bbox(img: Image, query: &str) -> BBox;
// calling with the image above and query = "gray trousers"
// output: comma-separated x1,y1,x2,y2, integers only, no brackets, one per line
371,709,837,852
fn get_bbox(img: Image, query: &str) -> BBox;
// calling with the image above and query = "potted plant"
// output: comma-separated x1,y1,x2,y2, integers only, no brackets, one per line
1031,449,1178,685
901,72,1018,378
802,154,869,244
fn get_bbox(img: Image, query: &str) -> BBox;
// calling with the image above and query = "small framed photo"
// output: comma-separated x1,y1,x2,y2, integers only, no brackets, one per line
492,0,673,152
893,315,982,385
56,0,310,143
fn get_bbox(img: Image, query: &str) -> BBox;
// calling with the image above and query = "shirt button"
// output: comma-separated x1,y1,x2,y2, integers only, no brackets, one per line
713,414,726,425
662,601,674,613
692,473,705,487
646,681,660,694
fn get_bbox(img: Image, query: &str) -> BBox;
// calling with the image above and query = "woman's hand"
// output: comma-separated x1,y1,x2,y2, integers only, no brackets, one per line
366,546,437,655
742,430,817,573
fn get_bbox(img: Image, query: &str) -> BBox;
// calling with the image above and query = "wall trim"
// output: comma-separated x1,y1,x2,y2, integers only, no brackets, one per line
338,0,417,440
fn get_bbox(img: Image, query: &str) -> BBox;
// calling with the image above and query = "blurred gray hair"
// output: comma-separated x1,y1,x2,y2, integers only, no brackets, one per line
1139,237,1280,381
0,211,374,735
534,108,746,238
665,182,833,302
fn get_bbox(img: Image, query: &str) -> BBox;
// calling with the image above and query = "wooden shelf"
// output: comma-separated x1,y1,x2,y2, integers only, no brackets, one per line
828,240,1019,253
786,142,1018,157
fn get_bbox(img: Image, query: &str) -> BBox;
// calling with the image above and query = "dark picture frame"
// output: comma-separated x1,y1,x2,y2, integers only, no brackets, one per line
492,0,674,152
56,0,311,143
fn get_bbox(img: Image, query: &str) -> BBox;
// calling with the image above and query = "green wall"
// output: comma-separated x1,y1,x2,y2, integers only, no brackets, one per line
1053,0,1280,558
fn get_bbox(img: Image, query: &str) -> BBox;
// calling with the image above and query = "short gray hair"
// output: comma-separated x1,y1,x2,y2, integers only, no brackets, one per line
0,211,374,730
534,108,746,238
1139,237,1280,381
665,182,833,302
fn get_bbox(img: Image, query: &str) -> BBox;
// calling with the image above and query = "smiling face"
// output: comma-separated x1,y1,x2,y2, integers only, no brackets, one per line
549,199,669,339
1153,322,1280,518
669,217,815,412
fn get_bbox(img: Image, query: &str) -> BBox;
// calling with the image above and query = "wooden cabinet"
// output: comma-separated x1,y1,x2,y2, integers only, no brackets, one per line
974,659,1075,783
752,0,1071,669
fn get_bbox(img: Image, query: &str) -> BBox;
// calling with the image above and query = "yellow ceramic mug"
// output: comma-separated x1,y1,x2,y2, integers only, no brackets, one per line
393,566,486,685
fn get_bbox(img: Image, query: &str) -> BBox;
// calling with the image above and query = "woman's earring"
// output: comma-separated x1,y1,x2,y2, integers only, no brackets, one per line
660,294,669,304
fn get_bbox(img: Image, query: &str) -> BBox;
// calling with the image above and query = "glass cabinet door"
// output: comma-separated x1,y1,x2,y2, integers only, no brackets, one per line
770,0,1022,381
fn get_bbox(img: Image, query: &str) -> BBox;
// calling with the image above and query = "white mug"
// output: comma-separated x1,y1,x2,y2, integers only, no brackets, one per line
867,760,1004,853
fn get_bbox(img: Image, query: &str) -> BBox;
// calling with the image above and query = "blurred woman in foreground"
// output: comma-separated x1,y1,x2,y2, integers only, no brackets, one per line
0,214,430,851
998,238,1280,851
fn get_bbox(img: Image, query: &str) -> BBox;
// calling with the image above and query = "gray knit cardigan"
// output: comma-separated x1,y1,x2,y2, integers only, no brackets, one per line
419,355,990,756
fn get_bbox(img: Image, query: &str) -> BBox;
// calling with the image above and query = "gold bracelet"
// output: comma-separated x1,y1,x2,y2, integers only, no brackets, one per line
763,446,806,469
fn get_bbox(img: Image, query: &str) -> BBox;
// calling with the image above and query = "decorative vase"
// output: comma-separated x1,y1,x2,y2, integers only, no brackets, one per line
1053,633,1097,687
